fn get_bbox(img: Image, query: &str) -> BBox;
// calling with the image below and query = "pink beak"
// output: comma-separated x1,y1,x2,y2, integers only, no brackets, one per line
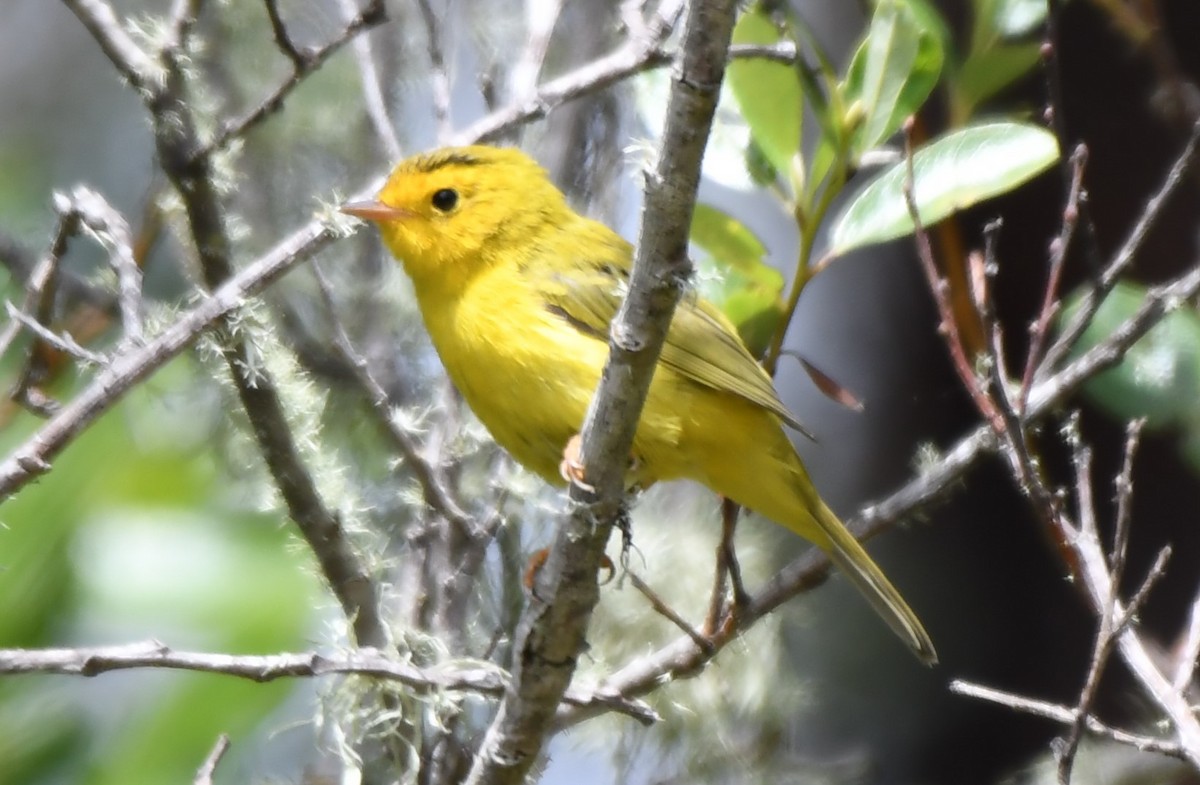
340,200,412,222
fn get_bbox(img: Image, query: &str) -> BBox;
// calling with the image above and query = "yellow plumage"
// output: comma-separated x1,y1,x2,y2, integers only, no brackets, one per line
343,145,936,665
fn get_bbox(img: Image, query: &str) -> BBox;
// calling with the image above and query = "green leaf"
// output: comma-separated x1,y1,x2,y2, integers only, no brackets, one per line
843,0,944,156
988,0,1047,38
956,42,1042,115
729,8,803,185
1063,281,1200,429
968,0,1046,62
828,121,1059,254
690,203,785,356
691,203,767,270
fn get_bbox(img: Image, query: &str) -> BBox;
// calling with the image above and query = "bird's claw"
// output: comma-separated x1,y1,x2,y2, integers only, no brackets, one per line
559,434,595,492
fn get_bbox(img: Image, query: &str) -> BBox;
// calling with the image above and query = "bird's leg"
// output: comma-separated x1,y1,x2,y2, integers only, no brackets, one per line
720,497,751,611
704,497,750,636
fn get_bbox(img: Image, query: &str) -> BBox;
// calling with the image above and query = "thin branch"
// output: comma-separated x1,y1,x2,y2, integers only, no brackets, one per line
508,0,566,102
0,194,77,364
451,0,682,145
900,121,1004,434
1057,422,1147,785
336,0,402,161
1020,144,1087,412
415,0,453,141
1172,587,1200,690
166,0,205,59
310,261,474,531
60,0,163,93
69,186,144,346
464,1,734,782
727,41,798,64
950,679,1185,759
627,570,714,655
1042,116,1200,376
193,734,230,785
195,0,386,160
0,642,657,724
263,0,308,68
4,304,108,366
1072,511,1200,766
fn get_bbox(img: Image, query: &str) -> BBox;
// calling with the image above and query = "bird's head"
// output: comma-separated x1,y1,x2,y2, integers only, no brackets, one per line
342,145,569,292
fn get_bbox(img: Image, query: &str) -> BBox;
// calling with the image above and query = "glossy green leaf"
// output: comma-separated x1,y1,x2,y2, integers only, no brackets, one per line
843,0,944,156
829,121,1059,254
1064,281,1200,429
729,8,803,184
690,203,785,356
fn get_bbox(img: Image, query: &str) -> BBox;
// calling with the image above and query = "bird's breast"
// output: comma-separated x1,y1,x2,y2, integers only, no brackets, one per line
418,270,606,481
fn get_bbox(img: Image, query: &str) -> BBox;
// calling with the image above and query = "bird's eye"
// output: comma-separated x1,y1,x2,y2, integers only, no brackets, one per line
431,188,458,212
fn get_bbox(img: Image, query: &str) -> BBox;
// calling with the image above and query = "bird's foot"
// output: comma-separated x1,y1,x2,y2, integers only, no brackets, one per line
558,433,643,493
523,547,616,593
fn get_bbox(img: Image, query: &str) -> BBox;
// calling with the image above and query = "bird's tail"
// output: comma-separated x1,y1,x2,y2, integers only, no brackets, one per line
814,500,938,666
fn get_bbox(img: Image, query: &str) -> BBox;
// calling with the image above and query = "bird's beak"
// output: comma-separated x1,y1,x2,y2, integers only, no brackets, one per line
340,200,412,222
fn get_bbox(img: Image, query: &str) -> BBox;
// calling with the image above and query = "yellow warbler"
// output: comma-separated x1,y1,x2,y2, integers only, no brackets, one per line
342,145,936,665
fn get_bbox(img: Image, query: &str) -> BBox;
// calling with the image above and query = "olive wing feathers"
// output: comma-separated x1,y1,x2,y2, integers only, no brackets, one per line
534,256,812,438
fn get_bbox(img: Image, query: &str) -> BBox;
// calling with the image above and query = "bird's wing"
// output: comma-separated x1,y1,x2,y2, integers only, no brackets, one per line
535,254,811,436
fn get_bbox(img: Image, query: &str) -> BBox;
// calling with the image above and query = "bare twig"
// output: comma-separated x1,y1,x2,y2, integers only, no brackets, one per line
130,0,392,654
195,0,386,160
1019,144,1087,412
4,304,108,366
1057,422,1146,785
509,0,566,102
310,261,473,531
0,642,656,724
336,0,402,160
415,0,453,140
1072,512,1200,767
900,121,1003,433
1173,588,1200,690
950,679,1185,759
263,0,308,68
60,0,163,91
193,734,230,785
0,194,77,365
451,0,681,145
68,186,144,346
627,570,714,655
464,2,734,782
167,0,205,53
1042,117,1200,376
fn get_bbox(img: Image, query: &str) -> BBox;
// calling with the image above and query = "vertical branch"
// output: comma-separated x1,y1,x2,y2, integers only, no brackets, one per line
336,0,402,160
1020,144,1087,407
415,0,454,141
0,194,77,364
463,1,737,783
900,122,1003,433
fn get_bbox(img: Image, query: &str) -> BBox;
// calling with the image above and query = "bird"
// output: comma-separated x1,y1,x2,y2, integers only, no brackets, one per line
341,144,936,665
